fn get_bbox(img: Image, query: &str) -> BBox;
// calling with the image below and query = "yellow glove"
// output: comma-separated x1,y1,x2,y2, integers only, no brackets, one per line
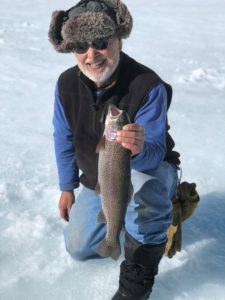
165,182,200,258
165,199,182,258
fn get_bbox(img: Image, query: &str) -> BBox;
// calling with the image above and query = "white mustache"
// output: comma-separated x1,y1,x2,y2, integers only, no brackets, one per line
85,56,104,65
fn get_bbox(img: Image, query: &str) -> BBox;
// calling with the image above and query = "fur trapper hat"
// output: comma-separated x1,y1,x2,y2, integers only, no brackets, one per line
48,0,133,53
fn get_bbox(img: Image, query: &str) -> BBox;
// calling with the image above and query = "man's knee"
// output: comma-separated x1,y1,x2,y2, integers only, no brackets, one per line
64,230,92,261
65,244,87,261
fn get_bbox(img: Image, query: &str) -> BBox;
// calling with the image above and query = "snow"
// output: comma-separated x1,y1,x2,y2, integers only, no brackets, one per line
0,0,225,299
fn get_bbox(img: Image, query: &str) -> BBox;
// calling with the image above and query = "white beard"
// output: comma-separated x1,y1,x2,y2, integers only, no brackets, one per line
80,60,118,83
77,49,120,84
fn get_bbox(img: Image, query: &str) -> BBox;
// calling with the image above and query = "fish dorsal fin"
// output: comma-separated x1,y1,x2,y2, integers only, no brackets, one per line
96,136,106,153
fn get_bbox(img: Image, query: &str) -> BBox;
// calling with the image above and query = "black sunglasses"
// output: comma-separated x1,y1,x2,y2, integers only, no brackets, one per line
73,37,110,54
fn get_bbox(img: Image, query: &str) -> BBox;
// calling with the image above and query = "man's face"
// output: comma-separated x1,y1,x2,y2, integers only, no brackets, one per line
75,36,121,87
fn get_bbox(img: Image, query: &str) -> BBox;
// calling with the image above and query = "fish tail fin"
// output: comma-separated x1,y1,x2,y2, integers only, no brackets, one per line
97,238,121,260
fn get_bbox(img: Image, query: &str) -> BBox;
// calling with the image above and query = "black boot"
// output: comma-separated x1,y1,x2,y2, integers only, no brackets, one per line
111,232,166,300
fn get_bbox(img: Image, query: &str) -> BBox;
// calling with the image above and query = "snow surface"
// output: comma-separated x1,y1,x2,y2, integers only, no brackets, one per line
0,0,225,299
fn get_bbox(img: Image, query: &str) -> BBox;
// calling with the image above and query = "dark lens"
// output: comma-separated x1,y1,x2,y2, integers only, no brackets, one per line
74,41,89,54
92,38,109,51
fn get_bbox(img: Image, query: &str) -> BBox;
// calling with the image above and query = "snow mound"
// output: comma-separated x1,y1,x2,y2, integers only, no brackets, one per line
176,67,225,90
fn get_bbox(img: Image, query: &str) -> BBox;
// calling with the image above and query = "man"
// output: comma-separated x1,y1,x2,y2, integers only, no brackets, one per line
48,1,180,299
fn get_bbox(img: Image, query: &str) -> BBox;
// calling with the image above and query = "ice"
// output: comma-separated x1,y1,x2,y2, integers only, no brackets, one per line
0,0,225,299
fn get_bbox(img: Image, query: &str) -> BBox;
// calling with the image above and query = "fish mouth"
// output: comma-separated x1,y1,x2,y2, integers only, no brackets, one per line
108,104,122,118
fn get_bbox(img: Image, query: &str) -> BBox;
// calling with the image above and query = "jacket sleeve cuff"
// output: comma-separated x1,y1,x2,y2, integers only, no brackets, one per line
59,181,80,191
131,146,146,171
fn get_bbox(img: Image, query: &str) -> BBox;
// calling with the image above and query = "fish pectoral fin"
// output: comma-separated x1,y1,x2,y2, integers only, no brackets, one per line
95,182,101,195
128,183,134,201
96,136,106,153
97,209,107,224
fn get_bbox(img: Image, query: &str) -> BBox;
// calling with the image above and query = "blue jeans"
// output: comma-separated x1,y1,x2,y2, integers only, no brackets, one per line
64,161,178,261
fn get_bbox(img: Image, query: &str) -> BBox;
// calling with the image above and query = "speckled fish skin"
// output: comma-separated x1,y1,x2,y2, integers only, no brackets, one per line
96,104,133,260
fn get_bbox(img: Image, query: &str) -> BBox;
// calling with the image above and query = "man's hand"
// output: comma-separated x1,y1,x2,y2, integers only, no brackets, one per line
116,124,144,156
58,191,75,222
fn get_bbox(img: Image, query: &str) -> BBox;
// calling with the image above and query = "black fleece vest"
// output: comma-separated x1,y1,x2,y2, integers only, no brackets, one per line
58,52,180,189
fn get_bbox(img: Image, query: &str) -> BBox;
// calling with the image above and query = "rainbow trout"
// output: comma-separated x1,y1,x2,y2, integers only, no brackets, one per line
96,104,133,260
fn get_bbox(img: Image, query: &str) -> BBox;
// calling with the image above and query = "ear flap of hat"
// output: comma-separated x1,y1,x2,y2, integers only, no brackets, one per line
112,0,133,39
48,10,70,53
